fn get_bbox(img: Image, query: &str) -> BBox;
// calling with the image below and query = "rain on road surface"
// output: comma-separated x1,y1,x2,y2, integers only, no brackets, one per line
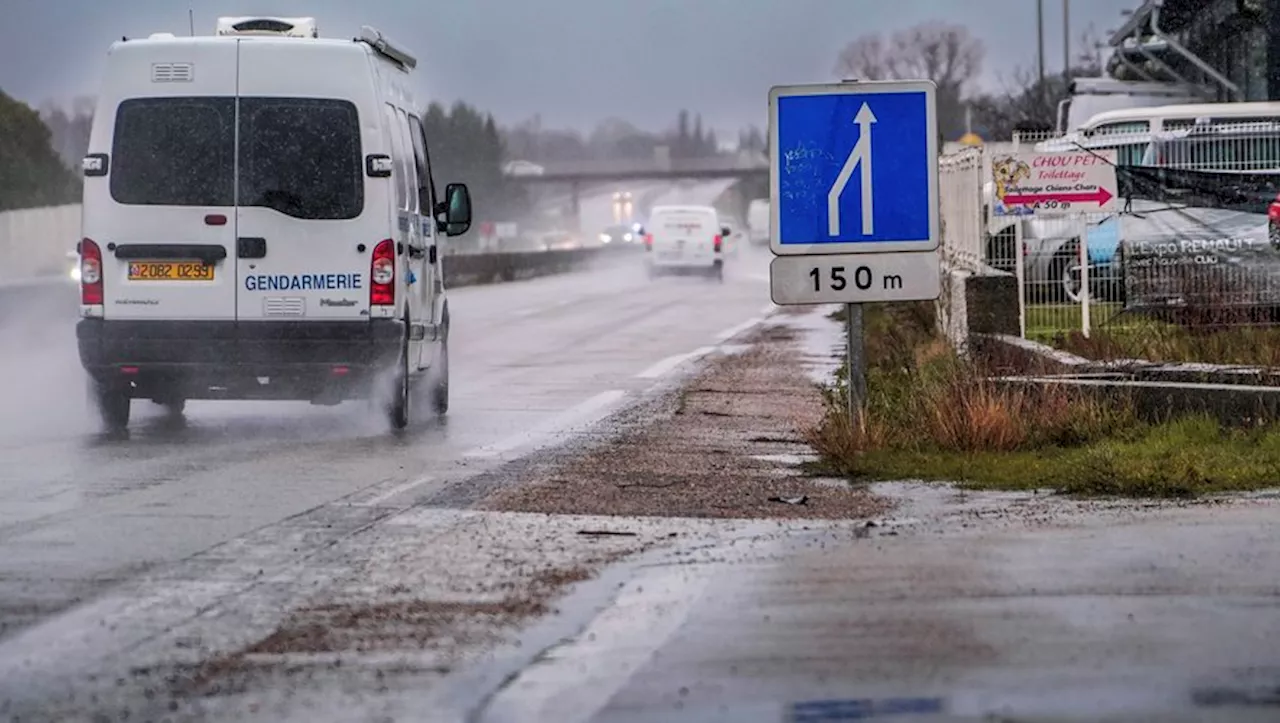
0,244,774,643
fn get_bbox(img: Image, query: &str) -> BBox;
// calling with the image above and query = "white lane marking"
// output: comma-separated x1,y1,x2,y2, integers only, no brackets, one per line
353,475,434,507
514,299,575,318
463,390,627,459
635,346,717,379
476,563,713,723
713,316,765,343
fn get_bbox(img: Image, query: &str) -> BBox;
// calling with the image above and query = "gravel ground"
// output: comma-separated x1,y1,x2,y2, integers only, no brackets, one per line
479,319,890,520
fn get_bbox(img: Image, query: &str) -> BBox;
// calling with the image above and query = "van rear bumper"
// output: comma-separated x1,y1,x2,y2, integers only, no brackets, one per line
76,319,404,401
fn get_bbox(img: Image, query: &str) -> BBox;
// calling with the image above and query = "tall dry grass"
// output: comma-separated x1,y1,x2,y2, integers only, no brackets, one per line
809,304,1138,473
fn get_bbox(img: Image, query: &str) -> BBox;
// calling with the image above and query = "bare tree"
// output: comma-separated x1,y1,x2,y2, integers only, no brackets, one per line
834,22,985,139
833,34,890,81
968,27,1110,141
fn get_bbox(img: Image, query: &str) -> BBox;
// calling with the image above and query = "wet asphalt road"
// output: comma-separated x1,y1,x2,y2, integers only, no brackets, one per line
479,490,1280,723
0,246,775,642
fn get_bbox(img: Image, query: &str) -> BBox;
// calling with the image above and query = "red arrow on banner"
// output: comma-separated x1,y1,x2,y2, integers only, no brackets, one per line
1003,187,1113,206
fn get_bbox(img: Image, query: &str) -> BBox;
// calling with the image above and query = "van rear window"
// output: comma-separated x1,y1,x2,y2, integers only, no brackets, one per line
239,98,363,219
656,214,713,232
110,97,235,207
109,96,363,219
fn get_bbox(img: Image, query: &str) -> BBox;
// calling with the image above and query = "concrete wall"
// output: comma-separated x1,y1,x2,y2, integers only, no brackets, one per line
0,204,80,284
939,267,1021,357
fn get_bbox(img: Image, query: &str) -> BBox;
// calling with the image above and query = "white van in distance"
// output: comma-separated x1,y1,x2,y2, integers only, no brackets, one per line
640,205,728,282
76,16,473,432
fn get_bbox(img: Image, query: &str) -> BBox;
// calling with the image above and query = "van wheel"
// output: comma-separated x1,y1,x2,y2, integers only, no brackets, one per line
93,382,131,431
430,335,449,416
387,331,410,430
152,394,185,416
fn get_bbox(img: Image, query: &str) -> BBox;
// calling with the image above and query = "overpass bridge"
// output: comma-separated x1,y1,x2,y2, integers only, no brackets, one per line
502,154,769,185
504,152,769,232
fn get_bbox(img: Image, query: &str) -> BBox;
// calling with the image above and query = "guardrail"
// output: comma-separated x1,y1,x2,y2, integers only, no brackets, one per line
0,199,644,298
443,244,639,286
0,239,643,317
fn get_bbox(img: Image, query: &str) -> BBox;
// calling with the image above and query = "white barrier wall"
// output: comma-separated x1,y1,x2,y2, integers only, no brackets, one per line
0,204,81,284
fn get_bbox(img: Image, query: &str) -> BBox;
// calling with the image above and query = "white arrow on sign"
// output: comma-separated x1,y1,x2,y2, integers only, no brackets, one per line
827,103,877,237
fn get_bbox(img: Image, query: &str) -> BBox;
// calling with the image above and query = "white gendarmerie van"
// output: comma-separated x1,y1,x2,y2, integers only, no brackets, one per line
76,16,472,432
641,205,727,282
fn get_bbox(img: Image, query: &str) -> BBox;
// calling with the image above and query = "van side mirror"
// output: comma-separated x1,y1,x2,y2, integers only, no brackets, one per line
439,183,472,237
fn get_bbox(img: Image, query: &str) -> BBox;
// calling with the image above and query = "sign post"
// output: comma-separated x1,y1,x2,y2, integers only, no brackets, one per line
767,79,942,419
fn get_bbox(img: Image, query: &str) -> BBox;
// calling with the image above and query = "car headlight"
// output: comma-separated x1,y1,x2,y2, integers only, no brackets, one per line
599,233,612,244
623,233,633,242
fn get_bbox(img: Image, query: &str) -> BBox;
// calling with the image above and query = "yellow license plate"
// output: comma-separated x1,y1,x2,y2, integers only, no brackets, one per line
128,261,214,281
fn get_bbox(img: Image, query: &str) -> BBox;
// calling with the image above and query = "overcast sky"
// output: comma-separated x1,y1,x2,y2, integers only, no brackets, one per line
2,0,1130,134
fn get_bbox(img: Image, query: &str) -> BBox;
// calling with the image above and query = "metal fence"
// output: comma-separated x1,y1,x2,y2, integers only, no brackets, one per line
938,119,1280,342
938,148,984,273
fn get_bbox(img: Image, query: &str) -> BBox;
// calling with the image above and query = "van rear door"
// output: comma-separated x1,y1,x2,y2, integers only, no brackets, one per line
234,41,372,323
95,43,239,321
653,209,717,262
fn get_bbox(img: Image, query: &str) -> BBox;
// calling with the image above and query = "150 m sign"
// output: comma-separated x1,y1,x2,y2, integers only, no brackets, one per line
809,265,904,293
770,251,941,305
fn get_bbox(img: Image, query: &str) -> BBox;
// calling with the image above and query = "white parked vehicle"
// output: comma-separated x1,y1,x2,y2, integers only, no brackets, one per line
76,16,473,432
985,101,1280,303
640,205,727,282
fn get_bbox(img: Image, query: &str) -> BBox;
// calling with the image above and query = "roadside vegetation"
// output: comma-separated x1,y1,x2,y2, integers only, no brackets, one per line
1027,302,1280,368
808,303,1280,498
1051,322,1280,368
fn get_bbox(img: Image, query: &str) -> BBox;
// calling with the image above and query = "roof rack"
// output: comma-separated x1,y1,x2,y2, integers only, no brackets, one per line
357,25,417,70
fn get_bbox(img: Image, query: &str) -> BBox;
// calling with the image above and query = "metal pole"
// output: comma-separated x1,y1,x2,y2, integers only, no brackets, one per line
1062,0,1071,79
1037,0,1046,84
1080,224,1091,338
845,303,866,421
1012,133,1027,339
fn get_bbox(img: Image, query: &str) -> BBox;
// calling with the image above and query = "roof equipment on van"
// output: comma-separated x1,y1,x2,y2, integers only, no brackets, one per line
215,16,319,38
357,26,417,71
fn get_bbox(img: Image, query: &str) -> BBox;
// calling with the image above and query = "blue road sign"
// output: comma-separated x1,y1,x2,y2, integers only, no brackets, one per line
768,80,939,256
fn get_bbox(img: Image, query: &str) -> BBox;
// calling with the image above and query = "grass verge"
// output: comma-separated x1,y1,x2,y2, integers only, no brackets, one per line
808,302,1280,498
1026,301,1280,367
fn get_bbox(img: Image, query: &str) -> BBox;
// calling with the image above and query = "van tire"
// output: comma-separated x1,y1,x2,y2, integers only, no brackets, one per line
93,382,131,431
430,335,449,416
387,326,410,430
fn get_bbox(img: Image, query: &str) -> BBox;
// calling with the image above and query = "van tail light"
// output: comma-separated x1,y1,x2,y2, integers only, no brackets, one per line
644,234,653,251
80,238,103,305
713,235,723,253
370,239,395,307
